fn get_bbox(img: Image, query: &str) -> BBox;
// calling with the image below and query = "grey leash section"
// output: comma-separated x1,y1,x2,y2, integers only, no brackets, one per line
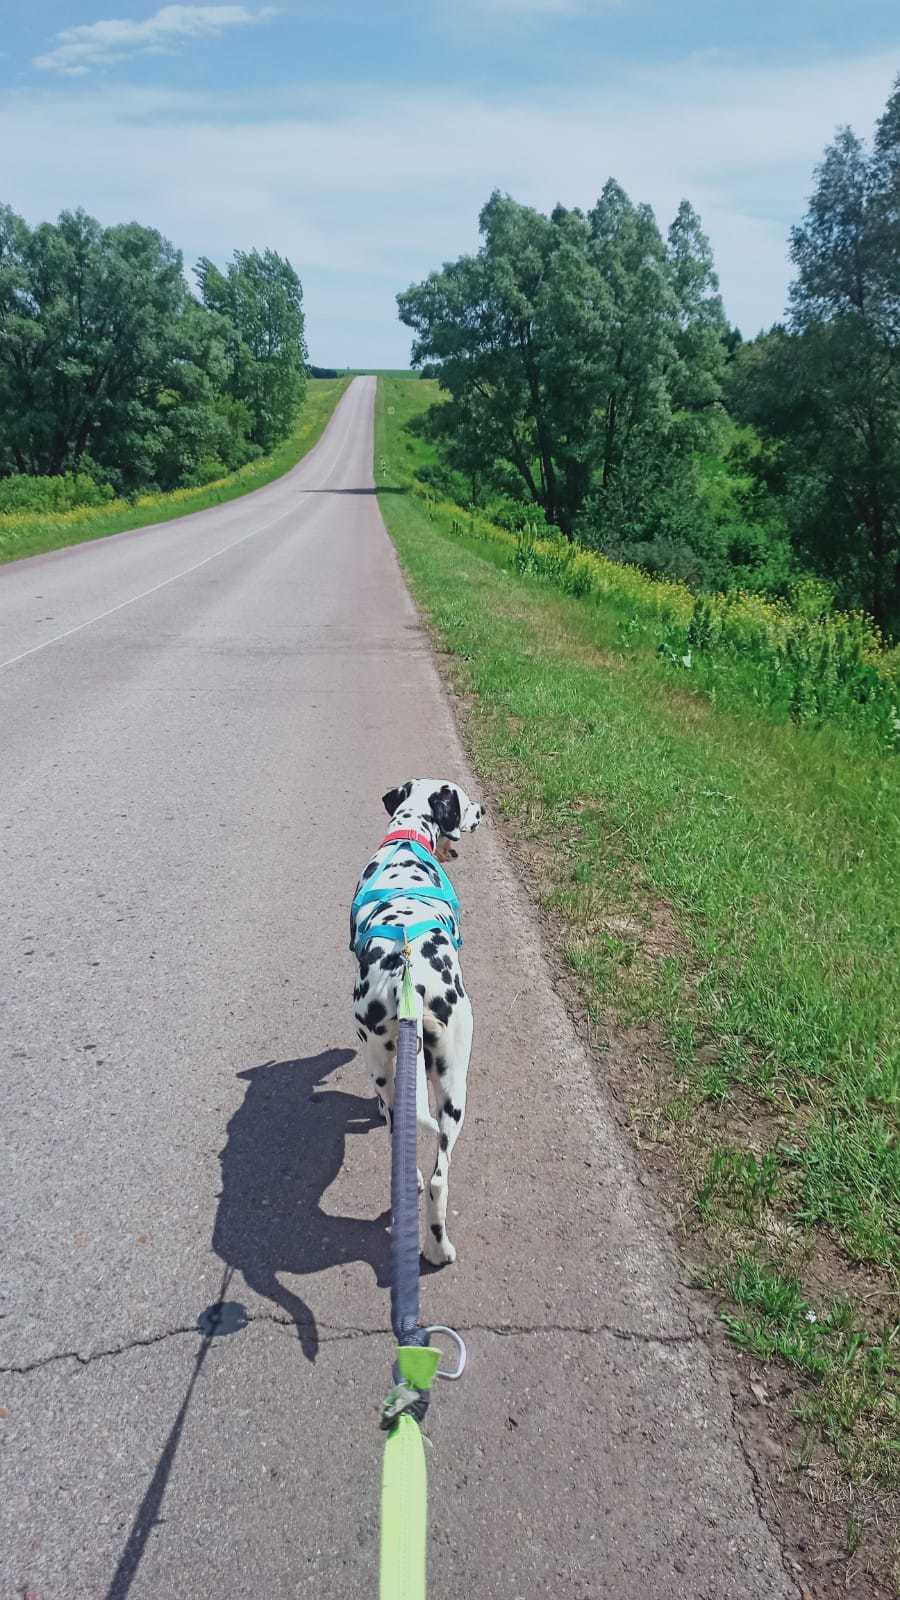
389,949,467,1372
391,967,427,1347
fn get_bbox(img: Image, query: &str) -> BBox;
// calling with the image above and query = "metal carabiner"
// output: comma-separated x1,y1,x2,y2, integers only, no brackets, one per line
423,1324,467,1380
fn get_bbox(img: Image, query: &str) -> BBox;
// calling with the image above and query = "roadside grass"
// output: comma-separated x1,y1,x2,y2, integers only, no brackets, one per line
0,377,350,566
374,377,899,1520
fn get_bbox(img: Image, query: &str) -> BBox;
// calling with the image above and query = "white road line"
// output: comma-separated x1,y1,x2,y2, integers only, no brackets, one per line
0,502,298,672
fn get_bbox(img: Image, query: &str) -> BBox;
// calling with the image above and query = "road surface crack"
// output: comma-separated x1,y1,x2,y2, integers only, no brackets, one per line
0,1316,702,1376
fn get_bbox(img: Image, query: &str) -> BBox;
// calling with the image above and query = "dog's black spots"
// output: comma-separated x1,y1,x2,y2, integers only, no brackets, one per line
431,931,448,948
385,1039,394,1053
429,957,446,976
428,785,462,838
421,936,440,962
430,996,452,1026
357,1028,367,1043
424,1048,433,1072
444,987,458,1009
440,1132,449,1152
384,780,416,819
361,1000,388,1036
382,781,413,817
357,979,369,998
380,950,404,972
454,974,465,998
362,860,377,881
423,1025,439,1047
435,1058,448,1077
375,1076,387,1087
415,984,426,998
444,1099,462,1122
431,1224,444,1242
352,985,360,1002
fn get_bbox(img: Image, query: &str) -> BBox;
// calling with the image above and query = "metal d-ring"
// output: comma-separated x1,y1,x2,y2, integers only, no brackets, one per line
424,1324,467,1380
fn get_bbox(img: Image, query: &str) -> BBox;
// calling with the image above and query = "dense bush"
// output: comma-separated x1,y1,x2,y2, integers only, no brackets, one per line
0,471,114,514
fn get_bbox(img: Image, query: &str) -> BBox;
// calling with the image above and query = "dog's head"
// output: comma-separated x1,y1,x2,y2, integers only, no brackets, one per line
382,778,483,859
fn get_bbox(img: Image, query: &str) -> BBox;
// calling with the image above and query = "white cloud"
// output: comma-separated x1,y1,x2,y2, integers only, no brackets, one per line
34,5,277,76
3,49,897,362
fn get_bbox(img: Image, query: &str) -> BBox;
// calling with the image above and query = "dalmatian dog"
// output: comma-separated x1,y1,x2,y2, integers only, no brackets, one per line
350,779,482,1266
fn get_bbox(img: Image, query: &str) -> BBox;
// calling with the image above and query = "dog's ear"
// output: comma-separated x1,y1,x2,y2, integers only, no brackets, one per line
382,781,412,818
428,784,462,838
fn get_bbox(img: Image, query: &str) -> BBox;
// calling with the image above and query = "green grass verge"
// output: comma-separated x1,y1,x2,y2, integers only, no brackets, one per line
375,376,899,1502
0,377,351,566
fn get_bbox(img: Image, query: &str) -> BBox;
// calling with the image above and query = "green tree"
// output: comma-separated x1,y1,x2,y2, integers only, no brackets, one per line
399,193,615,531
665,199,728,412
195,248,307,452
730,79,900,630
0,206,236,490
398,184,726,544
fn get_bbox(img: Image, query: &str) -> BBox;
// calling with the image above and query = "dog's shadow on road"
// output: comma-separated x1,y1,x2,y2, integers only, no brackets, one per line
213,1048,389,1364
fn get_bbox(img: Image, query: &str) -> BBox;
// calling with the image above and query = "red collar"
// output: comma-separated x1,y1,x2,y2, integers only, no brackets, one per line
381,828,437,856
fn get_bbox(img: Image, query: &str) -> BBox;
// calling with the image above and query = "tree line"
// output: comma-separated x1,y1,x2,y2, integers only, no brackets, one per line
398,75,900,633
0,206,307,496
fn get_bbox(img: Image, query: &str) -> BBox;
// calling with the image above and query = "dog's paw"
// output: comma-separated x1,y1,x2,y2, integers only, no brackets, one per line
422,1229,457,1267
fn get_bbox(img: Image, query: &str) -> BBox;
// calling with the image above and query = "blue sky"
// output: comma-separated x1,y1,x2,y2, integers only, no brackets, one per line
2,3,898,364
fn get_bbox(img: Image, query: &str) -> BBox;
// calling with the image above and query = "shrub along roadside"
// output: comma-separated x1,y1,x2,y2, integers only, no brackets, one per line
443,492,900,750
375,378,898,1575
0,377,350,566
397,384,900,750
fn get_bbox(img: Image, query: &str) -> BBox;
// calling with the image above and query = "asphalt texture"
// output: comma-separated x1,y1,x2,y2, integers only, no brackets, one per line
0,377,797,1598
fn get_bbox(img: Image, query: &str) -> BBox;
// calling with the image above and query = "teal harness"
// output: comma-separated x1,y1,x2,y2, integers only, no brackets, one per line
352,838,461,954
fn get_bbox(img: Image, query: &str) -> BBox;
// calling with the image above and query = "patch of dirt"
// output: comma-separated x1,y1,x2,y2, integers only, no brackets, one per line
429,647,899,1600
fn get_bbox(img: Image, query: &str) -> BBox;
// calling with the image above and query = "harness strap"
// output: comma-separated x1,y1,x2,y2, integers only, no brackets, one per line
362,918,460,948
352,838,462,954
353,884,459,911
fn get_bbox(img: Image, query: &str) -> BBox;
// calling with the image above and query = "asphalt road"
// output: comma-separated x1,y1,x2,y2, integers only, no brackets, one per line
0,377,796,1598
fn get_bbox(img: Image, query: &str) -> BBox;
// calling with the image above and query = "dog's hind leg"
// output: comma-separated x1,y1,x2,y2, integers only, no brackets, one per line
423,997,473,1266
365,1027,425,1193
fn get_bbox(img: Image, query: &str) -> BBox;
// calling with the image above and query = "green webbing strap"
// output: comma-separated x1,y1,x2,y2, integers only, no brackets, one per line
379,1347,442,1600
